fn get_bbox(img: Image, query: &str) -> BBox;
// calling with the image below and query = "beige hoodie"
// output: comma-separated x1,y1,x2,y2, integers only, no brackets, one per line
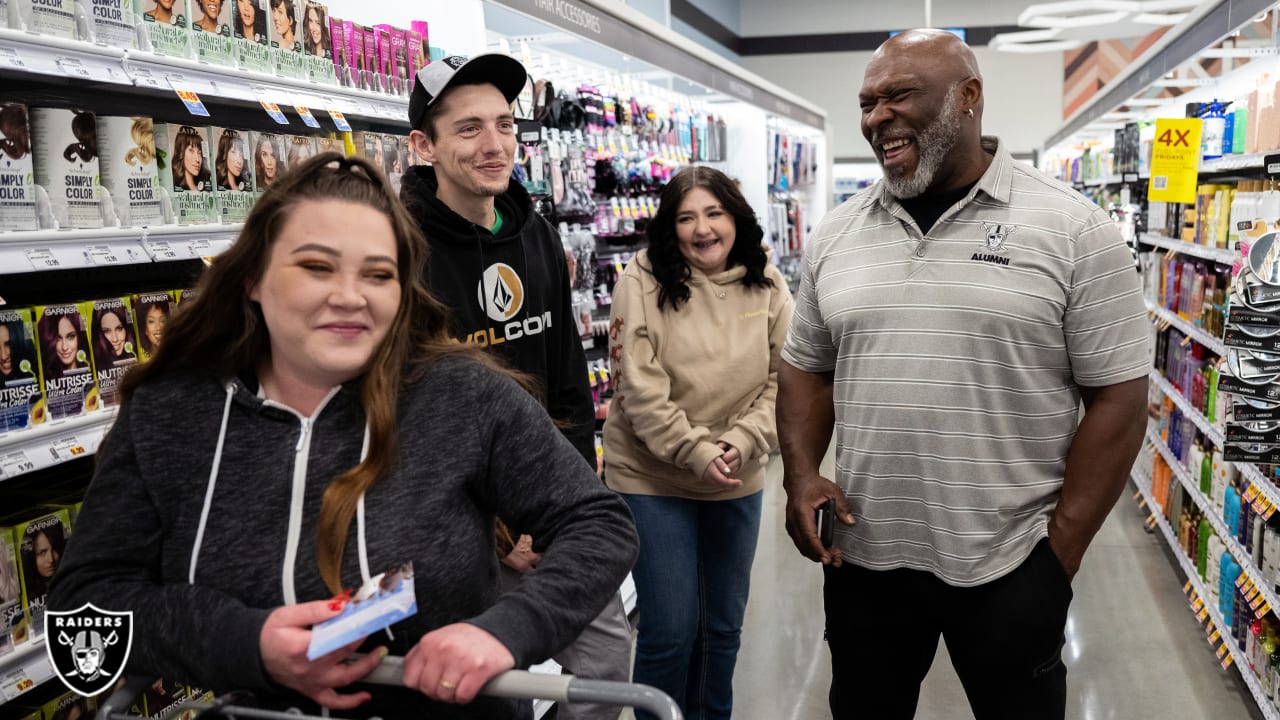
603,249,794,499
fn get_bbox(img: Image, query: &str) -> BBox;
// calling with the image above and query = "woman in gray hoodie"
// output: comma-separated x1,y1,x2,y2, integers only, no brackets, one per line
49,152,637,720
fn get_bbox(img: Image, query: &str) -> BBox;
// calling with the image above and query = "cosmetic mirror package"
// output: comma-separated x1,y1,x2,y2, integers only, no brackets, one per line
141,0,193,58
84,0,137,48
233,0,271,72
131,291,175,362
31,108,104,229
0,308,44,433
189,0,235,67
248,131,286,194
89,297,138,408
154,123,215,224
0,103,38,232
211,127,253,221
35,304,99,421
96,115,164,228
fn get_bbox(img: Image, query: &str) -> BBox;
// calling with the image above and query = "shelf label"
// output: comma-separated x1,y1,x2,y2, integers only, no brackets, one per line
50,437,87,462
1195,607,1209,623
0,46,26,69
1183,580,1193,594
56,56,91,79
328,109,352,131
84,245,122,266
1123,173,1139,183
24,248,60,270
0,450,35,479
189,238,212,257
0,667,36,701
1208,628,1220,643
131,67,163,89
295,106,321,129
259,100,290,125
1257,601,1272,619
147,240,180,261
1148,118,1202,204
1221,653,1234,670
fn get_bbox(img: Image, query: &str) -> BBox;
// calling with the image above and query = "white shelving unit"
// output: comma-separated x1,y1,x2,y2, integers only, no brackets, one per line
1201,151,1275,174
1150,369,1226,447
0,225,239,272
0,638,53,702
1131,467,1280,720
1147,300,1228,357
0,408,118,482
1141,232,1238,267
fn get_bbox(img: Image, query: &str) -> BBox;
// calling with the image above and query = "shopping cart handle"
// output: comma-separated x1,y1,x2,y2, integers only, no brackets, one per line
368,656,683,720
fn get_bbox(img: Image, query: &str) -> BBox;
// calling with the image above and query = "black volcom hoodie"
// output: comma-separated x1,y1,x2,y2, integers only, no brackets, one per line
401,166,595,468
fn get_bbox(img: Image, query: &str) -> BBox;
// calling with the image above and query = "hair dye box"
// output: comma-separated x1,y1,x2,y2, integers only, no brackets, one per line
0,307,44,433
248,130,286,194
315,135,342,156
31,108,103,229
233,0,272,72
0,527,27,657
328,14,347,86
35,303,98,421
360,24,379,92
19,0,77,38
43,691,98,720
0,104,38,232
343,22,366,90
372,25,404,94
406,29,425,81
154,123,215,224
211,127,253,222
301,1,333,84
140,0,193,58
96,116,163,228
88,297,138,409
16,507,72,637
86,0,137,48
270,0,305,79
131,291,176,362
285,134,316,168
189,0,235,67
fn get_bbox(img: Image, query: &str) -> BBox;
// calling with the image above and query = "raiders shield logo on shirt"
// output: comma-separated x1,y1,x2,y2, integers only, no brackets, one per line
45,604,134,697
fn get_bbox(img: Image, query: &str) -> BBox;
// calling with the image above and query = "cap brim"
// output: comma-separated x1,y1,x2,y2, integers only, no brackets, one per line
447,54,528,105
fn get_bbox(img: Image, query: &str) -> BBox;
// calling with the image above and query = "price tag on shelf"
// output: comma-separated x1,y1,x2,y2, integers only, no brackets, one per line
295,106,321,129
24,248,60,271
130,66,163,89
1221,653,1235,670
0,450,35,479
56,56,91,78
168,76,210,117
1257,601,1272,619
1195,607,1208,623
0,667,36,701
1191,597,1204,612
84,245,122,266
50,437,87,462
1208,628,1221,643
328,109,352,131
1244,484,1261,503
259,100,290,125
0,46,26,69
1183,580,1193,594
147,240,180,261
189,238,212,257
1216,643,1229,659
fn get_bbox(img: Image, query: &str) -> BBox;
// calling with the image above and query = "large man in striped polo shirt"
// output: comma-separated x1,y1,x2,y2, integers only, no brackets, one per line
777,29,1151,719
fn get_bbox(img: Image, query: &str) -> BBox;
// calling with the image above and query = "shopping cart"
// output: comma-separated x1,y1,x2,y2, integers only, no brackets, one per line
93,656,683,720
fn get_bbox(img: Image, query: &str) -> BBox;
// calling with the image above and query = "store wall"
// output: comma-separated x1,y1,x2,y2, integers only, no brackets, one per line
735,0,1031,36
741,47,1064,160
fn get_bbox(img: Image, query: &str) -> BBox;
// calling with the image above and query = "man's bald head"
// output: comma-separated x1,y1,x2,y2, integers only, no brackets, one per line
873,29,982,87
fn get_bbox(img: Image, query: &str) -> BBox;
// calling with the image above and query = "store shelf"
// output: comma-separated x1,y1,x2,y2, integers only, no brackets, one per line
1130,468,1280,720
0,225,239,272
0,28,407,126
1146,426,1280,623
0,638,53,702
0,408,117,482
1147,301,1227,357
1150,369,1225,448
1140,232,1238,267
1200,151,1275,175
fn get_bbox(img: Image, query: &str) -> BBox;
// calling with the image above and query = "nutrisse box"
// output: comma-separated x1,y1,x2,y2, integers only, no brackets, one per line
0,307,44,433
35,303,98,421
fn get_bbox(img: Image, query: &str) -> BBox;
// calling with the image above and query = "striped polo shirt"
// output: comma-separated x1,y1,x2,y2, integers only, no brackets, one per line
782,137,1151,586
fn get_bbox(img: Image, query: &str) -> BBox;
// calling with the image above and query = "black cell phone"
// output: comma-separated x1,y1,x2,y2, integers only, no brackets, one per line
815,497,835,548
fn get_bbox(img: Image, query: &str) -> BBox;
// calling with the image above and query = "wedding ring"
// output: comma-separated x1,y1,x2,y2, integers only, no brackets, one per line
439,680,457,690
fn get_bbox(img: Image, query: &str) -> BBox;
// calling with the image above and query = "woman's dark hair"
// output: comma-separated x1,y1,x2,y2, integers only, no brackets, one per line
62,111,97,164
171,126,211,191
136,300,170,357
303,1,330,57
38,309,88,381
20,521,67,601
92,304,137,364
121,152,514,594
0,319,35,379
215,129,250,191
0,104,30,161
236,0,267,42
647,165,772,311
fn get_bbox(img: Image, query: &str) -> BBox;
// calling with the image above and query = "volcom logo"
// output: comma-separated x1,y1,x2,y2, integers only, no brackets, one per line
46,604,133,697
981,222,1015,253
443,56,467,70
478,263,525,322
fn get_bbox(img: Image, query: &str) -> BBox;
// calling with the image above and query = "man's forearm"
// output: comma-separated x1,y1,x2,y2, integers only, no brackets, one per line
777,362,836,486
1049,377,1148,574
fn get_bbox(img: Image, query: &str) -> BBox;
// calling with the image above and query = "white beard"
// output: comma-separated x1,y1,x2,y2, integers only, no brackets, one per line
882,84,963,200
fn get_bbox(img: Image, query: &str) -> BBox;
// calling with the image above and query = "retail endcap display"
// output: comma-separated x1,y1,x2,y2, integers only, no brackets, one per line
408,54,528,130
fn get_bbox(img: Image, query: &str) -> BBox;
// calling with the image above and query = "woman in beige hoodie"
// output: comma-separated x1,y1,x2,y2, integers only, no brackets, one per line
603,165,793,720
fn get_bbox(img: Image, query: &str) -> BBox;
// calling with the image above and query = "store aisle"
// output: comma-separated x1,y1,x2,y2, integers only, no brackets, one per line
731,453,1262,719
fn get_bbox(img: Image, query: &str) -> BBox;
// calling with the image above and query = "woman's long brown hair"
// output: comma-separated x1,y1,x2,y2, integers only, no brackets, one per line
122,151,504,594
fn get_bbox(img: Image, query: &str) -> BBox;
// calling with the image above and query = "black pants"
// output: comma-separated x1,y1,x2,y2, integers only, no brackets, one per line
824,538,1072,720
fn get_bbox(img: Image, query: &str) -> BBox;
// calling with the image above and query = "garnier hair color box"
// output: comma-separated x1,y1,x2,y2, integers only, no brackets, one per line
21,0,76,39
131,291,175,362
189,0,235,67
96,116,163,227
154,122,215,225
16,508,72,637
35,303,98,421
0,103,37,231
89,297,138,409
31,108,103,229
141,0,193,58
0,527,25,656
87,0,137,48
0,308,44,433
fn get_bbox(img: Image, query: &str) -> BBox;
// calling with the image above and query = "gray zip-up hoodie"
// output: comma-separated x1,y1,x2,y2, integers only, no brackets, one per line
49,357,637,719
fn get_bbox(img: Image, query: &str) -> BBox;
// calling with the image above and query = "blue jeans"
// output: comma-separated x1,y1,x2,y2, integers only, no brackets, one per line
622,491,763,720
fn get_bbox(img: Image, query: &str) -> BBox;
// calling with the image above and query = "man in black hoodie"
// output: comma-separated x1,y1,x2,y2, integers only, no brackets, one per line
401,55,633,720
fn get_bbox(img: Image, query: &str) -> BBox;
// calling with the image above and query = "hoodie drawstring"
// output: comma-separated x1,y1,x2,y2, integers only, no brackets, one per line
189,383,236,584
